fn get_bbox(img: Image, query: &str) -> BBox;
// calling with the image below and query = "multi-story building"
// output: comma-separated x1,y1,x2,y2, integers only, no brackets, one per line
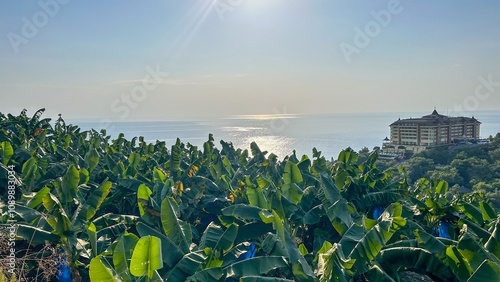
382,109,481,154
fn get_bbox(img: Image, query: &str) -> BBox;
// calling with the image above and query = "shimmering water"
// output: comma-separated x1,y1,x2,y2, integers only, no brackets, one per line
72,111,500,160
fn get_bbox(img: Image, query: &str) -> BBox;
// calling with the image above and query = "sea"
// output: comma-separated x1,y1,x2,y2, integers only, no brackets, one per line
72,111,500,160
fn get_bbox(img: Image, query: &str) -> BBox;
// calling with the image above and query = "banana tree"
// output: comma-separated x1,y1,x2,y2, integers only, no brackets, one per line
14,165,116,280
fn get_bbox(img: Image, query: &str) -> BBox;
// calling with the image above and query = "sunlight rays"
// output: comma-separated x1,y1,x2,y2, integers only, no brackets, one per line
161,0,219,62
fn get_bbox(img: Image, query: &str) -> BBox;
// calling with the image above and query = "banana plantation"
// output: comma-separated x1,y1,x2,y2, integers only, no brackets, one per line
1,109,500,282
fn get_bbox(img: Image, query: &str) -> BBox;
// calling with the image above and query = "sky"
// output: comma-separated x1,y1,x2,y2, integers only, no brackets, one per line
1,0,499,121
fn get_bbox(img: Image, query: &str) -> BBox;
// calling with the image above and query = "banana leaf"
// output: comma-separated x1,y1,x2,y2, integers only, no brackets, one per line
164,250,208,282
315,243,354,282
130,235,163,279
467,260,500,282
61,165,79,203
222,204,263,221
161,197,191,253
224,256,288,279
16,223,59,244
378,247,453,280
240,277,294,282
136,222,184,268
1,141,13,165
113,233,139,282
485,219,500,260
186,267,224,281
89,255,117,282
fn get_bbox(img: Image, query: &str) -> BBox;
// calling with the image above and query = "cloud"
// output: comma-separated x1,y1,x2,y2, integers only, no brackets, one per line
200,73,249,79
0,83,99,89
110,73,250,87
111,79,199,86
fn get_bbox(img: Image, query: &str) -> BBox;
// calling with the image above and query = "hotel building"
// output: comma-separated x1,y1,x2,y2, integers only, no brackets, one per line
382,110,481,154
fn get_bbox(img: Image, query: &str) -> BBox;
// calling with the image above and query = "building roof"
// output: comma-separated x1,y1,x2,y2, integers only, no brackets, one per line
390,110,480,126
422,109,447,119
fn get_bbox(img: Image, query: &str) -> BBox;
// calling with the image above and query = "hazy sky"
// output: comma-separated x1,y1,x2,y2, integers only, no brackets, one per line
1,0,499,120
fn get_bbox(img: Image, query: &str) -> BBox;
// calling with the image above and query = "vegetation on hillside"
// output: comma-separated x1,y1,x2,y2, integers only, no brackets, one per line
407,136,500,207
1,109,500,281
358,133,500,208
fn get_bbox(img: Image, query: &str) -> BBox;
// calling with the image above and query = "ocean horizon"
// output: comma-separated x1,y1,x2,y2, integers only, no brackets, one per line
71,110,500,160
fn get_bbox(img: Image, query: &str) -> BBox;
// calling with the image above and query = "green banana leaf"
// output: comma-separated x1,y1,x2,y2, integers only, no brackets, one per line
315,242,354,282
302,204,326,225
61,165,80,203
199,222,238,254
137,184,152,217
316,167,352,235
26,187,51,208
247,186,268,209
136,222,184,268
414,229,448,256
1,141,13,165
12,204,42,223
343,203,406,273
16,223,59,244
485,219,500,260
113,233,139,282
460,217,491,243
222,204,263,221
87,222,98,258
457,227,500,270
77,179,112,222
164,250,208,282
467,260,500,282
89,255,117,282
240,277,294,282
354,191,404,211
224,256,288,279
84,148,100,173
186,267,224,281
42,193,72,235
130,235,163,279
222,242,252,267
378,247,453,280
161,197,191,253
480,201,497,221
446,246,473,281
458,202,485,226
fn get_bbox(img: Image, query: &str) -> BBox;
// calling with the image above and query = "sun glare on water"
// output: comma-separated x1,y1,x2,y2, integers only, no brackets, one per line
228,114,299,120
239,135,295,158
